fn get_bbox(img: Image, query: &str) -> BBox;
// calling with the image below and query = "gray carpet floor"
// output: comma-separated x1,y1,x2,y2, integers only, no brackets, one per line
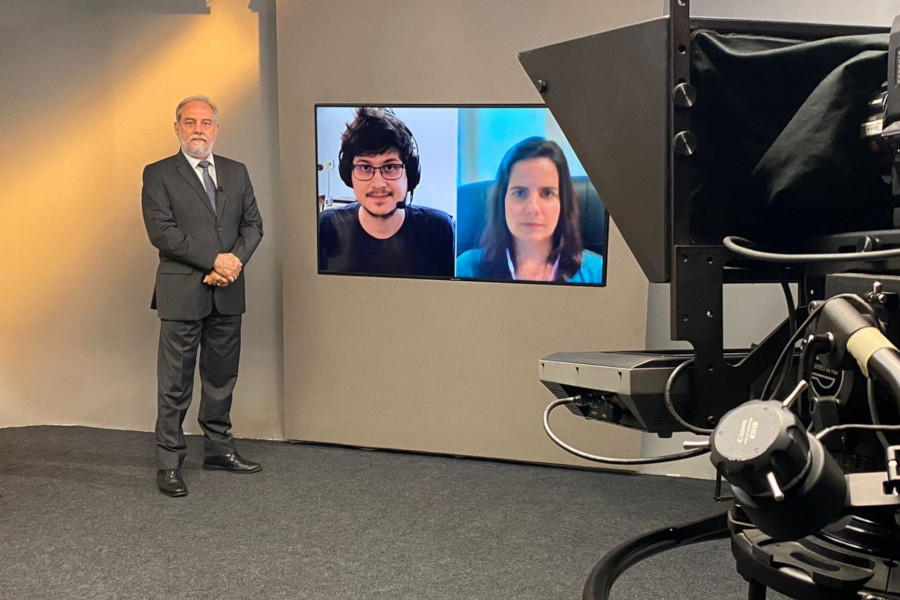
0,426,780,599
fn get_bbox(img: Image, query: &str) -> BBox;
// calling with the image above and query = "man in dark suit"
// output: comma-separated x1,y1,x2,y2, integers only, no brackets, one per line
142,96,264,497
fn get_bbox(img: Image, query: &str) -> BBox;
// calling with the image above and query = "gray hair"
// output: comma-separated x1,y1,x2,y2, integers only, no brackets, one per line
175,96,219,123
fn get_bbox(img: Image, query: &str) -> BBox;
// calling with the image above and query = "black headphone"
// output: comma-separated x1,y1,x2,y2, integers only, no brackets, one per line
338,113,421,194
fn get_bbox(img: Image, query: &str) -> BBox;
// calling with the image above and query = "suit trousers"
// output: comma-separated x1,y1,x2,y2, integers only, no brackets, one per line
155,309,242,469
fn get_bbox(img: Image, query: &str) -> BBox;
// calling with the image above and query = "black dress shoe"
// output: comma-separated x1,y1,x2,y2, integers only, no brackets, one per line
157,469,188,497
202,452,261,473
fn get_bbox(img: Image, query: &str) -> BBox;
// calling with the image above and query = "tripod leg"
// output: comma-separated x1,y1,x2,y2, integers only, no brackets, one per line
747,579,766,600
582,512,729,600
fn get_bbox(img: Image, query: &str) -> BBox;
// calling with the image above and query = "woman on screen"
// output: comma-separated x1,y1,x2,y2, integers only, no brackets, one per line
456,137,604,283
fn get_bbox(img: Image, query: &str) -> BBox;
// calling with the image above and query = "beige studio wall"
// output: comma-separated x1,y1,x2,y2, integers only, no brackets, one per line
277,0,662,468
0,1,283,440
1,0,662,471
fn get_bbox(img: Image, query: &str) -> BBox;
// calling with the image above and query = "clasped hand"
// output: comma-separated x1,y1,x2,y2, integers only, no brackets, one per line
203,253,242,288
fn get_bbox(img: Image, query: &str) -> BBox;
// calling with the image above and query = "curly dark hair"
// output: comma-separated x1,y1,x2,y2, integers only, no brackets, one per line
337,107,420,192
478,137,583,280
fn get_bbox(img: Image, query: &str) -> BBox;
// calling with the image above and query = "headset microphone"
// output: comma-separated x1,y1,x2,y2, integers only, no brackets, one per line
395,190,413,210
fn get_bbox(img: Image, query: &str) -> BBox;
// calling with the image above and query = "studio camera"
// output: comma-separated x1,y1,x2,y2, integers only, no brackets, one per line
522,2,900,598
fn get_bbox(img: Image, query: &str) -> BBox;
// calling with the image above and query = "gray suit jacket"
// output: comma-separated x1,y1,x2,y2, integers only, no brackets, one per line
142,151,263,320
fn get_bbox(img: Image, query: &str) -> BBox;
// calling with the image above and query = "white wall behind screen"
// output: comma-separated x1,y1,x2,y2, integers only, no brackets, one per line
688,0,900,26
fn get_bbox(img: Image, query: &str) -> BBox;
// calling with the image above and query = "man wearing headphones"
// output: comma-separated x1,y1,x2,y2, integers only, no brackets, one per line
317,107,455,276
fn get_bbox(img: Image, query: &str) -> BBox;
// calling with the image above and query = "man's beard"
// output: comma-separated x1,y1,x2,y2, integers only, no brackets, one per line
180,136,213,159
361,204,400,220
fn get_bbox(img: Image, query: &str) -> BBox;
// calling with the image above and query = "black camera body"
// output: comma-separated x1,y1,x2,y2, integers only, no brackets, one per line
525,3,900,598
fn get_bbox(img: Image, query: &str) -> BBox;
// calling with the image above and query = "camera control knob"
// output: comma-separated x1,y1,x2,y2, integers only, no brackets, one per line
710,400,810,497
709,399,847,539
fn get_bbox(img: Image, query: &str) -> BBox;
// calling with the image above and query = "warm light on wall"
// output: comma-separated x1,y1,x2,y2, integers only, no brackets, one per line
0,1,259,345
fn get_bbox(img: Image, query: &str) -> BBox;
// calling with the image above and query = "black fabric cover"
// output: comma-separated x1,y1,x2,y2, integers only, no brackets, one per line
689,30,893,244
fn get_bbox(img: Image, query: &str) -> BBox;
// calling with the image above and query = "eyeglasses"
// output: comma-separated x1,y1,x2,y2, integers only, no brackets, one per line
352,163,406,181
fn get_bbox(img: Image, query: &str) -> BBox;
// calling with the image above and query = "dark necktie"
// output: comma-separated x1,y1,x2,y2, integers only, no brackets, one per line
197,160,217,213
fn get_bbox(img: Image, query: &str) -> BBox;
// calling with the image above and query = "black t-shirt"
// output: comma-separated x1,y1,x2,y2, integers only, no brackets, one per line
318,203,455,276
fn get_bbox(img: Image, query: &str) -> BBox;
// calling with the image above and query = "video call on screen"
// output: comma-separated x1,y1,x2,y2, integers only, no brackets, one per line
316,105,608,287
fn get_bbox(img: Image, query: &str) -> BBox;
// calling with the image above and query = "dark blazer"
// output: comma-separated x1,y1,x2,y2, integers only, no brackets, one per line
142,151,263,320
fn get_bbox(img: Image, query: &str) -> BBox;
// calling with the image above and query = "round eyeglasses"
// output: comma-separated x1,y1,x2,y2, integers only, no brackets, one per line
352,163,406,181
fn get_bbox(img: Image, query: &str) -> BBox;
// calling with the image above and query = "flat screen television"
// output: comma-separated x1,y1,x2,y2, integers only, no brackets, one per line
315,104,608,286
